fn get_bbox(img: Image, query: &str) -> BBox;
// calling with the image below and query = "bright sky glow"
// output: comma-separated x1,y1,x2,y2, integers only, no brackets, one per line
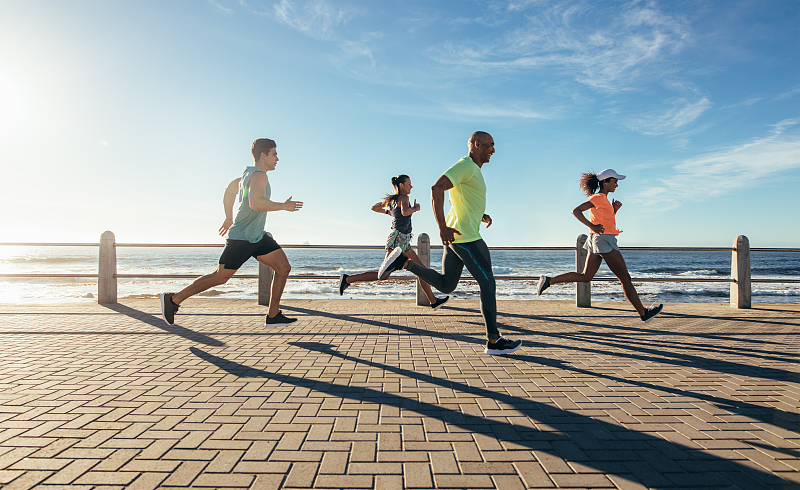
0,0,798,247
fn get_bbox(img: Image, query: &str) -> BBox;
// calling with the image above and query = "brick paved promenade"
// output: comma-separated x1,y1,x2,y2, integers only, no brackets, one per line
0,299,798,489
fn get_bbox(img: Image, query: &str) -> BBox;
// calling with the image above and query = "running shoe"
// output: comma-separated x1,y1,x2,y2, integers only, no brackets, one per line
378,247,407,280
641,304,664,323
338,274,350,296
265,311,298,327
430,296,449,310
536,275,551,296
484,336,522,355
160,293,179,325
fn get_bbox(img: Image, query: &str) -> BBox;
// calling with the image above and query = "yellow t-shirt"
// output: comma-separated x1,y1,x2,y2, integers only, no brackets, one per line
443,156,486,244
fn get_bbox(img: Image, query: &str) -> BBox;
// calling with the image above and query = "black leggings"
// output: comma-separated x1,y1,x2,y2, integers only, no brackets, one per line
407,239,498,339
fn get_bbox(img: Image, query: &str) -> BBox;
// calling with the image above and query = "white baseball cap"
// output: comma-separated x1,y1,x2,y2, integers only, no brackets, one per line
597,169,626,181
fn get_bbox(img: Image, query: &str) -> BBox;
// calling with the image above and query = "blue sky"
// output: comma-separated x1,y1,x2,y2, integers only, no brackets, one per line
1,0,798,247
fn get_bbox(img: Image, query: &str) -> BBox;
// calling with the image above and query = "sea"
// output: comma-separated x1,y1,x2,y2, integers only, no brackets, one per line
1,246,798,305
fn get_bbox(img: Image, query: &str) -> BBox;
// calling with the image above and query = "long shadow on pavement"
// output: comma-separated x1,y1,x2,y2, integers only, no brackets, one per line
280,304,800,436
102,304,224,347
191,344,793,489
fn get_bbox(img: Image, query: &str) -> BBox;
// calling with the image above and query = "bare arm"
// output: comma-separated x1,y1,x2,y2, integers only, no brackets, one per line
398,195,420,216
431,175,461,245
247,172,303,213
371,202,387,214
572,201,604,234
219,178,240,236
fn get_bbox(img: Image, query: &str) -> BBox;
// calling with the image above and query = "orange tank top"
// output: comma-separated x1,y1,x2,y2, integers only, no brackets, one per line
587,193,622,235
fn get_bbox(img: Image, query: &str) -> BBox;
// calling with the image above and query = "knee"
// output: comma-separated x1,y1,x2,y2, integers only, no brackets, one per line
214,272,231,286
273,262,291,277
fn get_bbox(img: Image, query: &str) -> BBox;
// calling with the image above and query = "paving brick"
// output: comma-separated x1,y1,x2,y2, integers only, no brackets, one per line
1,299,798,490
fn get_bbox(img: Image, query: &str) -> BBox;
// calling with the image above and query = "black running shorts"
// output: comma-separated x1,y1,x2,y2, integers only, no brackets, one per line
219,233,281,270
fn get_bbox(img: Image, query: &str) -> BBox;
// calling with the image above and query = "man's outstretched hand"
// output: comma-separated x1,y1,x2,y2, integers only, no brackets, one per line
284,197,304,212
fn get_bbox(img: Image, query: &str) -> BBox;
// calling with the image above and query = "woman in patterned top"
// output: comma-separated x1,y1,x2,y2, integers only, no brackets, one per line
536,169,663,322
337,174,449,310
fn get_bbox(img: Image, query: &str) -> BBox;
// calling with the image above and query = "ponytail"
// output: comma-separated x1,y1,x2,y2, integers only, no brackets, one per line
579,171,614,196
381,174,410,207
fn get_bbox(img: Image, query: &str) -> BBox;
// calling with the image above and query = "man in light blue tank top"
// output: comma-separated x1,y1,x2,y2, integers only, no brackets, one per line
160,138,304,327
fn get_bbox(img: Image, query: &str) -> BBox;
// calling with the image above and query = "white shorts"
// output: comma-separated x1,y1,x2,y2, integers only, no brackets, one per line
583,234,619,255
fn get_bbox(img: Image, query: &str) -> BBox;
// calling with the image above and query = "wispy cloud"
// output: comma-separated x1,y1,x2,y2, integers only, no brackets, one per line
624,96,711,135
207,0,234,14
441,102,553,119
273,0,361,41
719,97,763,110
633,119,800,209
776,85,800,100
427,0,691,92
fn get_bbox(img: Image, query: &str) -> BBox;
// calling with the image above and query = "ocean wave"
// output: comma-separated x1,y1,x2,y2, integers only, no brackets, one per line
492,266,513,274
640,267,726,275
660,288,730,298
752,290,800,296
676,269,726,276
285,283,336,294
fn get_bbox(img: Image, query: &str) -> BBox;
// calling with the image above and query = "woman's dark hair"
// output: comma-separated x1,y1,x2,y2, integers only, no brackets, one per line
579,171,613,197
381,174,410,207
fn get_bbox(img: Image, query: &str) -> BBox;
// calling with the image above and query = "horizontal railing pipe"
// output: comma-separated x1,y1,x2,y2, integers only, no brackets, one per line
0,233,797,307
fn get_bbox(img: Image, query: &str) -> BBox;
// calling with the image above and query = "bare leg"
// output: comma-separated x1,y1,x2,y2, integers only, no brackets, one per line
256,249,291,318
599,249,646,316
549,253,603,285
345,249,390,285
173,265,237,304
405,248,438,303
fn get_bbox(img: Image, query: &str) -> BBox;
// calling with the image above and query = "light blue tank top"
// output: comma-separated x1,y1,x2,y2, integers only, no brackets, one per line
227,166,271,243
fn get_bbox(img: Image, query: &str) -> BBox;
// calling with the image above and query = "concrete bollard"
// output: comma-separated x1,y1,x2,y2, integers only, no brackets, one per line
98,231,117,304
416,233,431,306
576,234,591,307
258,263,274,306
731,235,751,309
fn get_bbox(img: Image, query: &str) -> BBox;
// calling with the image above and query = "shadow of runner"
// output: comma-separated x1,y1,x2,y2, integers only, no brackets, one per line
103,304,224,347
283,304,799,387
190,345,792,489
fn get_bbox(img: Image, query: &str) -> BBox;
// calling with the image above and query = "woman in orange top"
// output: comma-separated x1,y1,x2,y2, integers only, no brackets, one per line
536,169,663,322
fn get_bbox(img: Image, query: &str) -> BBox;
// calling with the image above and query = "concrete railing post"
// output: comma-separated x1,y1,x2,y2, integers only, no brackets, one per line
731,235,751,309
258,263,274,306
98,231,117,304
576,234,591,307
416,233,431,306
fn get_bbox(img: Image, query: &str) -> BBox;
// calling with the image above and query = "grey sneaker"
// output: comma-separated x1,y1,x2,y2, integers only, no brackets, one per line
378,247,407,280
265,311,298,327
485,337,522,355
160,293,179,325
430,296,449,310
641,304,664,323
536,275,550,296
338,274,350,296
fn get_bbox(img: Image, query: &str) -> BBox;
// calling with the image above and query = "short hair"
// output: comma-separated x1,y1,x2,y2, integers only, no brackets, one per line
251,138,277,162
468,131,491,149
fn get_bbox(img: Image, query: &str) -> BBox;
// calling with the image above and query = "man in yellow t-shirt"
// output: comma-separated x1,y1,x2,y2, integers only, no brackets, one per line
378,132,521,356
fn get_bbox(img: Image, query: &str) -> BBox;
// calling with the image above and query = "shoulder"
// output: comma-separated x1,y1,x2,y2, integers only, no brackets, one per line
397,194,410,204
444,157,475,178
248,170,268,186
589,193,606,203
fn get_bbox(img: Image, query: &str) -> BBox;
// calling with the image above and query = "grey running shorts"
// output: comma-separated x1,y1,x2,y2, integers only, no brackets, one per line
219,233,281,270
583,234,619,255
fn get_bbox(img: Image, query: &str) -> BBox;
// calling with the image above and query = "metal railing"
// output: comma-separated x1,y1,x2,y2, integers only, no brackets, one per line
1,231,798,308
